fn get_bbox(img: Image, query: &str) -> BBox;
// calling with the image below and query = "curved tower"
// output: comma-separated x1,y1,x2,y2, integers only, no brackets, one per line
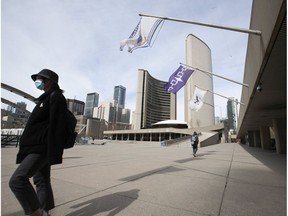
184,34,215,128
133,69,176,129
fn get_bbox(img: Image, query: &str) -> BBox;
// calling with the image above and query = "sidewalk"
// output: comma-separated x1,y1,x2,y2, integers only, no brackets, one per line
1,141,286,216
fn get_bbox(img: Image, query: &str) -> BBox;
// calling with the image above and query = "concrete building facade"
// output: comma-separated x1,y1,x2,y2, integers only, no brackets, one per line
185,34,215,128
237,0,286,154
132,69,176,129
67,99,85,115
93,101,131,130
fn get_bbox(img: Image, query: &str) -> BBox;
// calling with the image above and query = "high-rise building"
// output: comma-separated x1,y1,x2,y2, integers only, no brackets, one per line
133,69,176,129
67,99,85,115
7,105,15,113
114,85,126,108
14,102,27,115
95,102,131,124
227,97,236,130
185,34,215,128
93,101,131,130
93,101,113,122
121,108,131,124
84,92,99,118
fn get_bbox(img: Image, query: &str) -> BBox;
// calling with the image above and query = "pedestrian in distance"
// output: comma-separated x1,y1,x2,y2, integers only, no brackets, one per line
9,69,67,216
191,131,199,157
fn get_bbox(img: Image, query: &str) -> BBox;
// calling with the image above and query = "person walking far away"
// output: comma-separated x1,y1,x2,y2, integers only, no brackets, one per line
9,69,67,216
191,131,199,157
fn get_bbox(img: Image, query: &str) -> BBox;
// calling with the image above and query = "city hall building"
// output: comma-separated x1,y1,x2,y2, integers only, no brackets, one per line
105,0,286,150
132,69,177,129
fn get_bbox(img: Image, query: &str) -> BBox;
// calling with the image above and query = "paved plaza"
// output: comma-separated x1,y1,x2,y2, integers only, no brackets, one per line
1,140,286,216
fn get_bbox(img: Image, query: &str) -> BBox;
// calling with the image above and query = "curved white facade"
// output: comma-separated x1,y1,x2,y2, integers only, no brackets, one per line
184,34,215,128
133,69,176,129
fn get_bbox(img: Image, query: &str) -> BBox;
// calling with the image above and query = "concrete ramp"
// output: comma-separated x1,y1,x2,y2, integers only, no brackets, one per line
199,131,219,147
167,131,219,148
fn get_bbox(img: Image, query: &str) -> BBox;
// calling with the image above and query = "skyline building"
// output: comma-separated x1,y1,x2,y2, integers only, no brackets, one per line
67,99,85,115
84,92,99,118
132,69,176,129
227,97,236,130
114,85,126,108
14,102,27,116
7,102,27,116
93,101,131,130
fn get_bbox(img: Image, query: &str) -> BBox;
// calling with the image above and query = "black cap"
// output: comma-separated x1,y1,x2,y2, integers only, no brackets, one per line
31,69,59,84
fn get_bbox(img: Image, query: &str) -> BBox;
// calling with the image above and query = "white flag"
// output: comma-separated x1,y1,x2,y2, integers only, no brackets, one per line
120,17,164,53
189,87,207,112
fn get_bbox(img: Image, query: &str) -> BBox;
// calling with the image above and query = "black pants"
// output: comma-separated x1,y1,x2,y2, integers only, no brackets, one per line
9,154,55,215
192,144,198,154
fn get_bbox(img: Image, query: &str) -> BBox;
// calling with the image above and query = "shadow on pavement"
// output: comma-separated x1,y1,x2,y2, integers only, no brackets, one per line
65,189,140,216
174,151,214,164
119,166,185,182
237,144,286,176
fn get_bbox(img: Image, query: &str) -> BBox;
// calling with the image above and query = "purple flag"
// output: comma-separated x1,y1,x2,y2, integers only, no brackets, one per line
164,65,194,94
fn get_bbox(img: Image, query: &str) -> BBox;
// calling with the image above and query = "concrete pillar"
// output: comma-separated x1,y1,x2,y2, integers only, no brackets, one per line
260,126,271,150
247,131,255,147
272,118,286,154
254,130,261,148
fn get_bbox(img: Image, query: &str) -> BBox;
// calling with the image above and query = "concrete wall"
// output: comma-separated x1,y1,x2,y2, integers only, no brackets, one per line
185,34,215,128
199,132,219,147
238,0,284,128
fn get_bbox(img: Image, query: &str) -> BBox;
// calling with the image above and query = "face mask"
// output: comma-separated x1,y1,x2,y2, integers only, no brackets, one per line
35,79,45,90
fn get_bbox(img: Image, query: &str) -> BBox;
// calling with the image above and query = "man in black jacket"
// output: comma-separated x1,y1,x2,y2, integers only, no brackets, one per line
9,69,67,216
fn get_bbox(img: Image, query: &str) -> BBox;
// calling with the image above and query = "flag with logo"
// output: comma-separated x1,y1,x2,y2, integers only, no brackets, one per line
120,17,164,53
164,65,194,94
189,87,207,111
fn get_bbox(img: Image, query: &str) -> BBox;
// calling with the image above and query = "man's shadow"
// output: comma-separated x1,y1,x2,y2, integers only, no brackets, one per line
66,189,140,216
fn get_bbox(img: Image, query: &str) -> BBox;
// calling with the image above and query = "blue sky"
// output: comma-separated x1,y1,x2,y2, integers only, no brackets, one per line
1,0,253,121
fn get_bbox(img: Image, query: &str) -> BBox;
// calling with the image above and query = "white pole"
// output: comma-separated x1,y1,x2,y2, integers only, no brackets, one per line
207,90,244,105
195,85,244,105
139,14,261,36
181,63,249,88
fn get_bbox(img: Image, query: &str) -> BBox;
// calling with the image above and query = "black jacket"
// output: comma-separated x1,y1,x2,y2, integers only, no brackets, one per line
17,89,67,165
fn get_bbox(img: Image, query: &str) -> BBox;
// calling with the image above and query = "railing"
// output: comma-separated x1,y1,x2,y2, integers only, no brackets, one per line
1,134,21,147
162,135,192,146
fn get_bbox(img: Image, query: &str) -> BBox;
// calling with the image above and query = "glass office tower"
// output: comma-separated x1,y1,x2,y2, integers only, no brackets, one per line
84,92,99,118
114,85,126,108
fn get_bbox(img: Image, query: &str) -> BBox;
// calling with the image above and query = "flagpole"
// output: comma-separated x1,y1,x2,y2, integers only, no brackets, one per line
194,85,244,105
181,63,249,88
139,14,262,36
208,90,244,105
